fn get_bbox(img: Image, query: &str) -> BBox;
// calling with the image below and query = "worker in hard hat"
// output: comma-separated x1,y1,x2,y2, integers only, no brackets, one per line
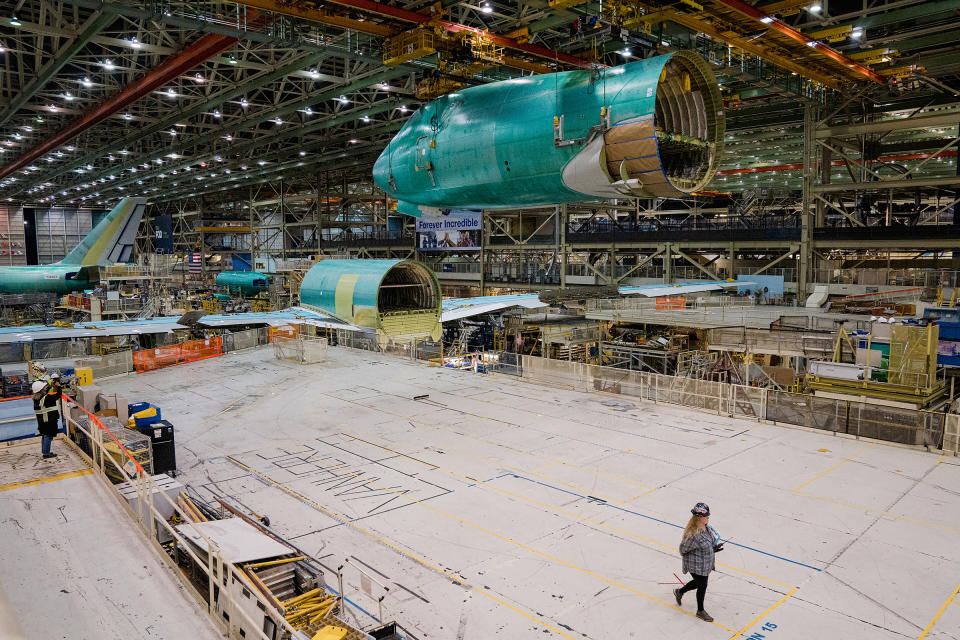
32,374,62,459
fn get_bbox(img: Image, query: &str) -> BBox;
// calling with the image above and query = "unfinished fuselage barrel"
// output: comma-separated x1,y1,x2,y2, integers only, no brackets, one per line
299,259,442,338
373,51,724,215
216,271,268,297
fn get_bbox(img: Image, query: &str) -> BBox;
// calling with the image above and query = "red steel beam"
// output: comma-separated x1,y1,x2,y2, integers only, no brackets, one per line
0,32,240,181
715,150,958,175
316,0,596,68
710,0,886,84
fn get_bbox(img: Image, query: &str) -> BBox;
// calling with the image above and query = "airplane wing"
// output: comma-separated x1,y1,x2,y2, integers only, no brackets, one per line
618,281,753,297
194,306,364,331
441,294,547,322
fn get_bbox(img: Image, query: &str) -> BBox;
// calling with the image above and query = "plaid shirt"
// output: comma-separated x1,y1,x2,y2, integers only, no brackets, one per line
680,528,716,576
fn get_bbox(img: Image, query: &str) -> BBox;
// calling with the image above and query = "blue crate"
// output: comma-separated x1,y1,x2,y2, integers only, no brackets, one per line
127,402,161,427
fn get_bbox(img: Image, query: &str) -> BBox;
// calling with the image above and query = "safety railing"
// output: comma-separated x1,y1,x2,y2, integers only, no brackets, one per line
273,336,328,364
325,336,952,452
132,337,223,373
57,393,304,640
73,349,135,379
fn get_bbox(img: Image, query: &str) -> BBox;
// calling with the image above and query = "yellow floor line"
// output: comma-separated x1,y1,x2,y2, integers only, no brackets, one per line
226,456,579,640
793,491,960,534
792,443,876,492
917,581,960,639
341,431,796,593
727,586,798,640
0,468,92,493
613,489,658,506
321,391,657,492
935,454,946,465
232,451,739,633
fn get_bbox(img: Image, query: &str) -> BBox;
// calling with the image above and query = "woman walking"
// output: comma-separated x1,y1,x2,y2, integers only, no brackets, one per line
674,502,723,622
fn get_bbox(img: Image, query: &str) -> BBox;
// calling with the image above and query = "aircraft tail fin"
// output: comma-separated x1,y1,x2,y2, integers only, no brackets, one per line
57,197,146,265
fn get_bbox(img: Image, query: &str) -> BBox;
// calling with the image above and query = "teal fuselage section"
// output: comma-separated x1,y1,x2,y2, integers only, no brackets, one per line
373,54,677,210
0,265,91,294
216,271,268,297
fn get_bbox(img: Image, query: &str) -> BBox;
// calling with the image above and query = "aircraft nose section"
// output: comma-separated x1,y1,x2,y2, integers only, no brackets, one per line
373,148,394,196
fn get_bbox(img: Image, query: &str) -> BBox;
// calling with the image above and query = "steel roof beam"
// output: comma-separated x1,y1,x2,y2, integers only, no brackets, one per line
157,128,399,201
0,11,114,129
234,0,596,68
78,66,412,192
816,111,960,137
106,98,409,193
710,0,885,84
29,49,344,187
0,30,240,180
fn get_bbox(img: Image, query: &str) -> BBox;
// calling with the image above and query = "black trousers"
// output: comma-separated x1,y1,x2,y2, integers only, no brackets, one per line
679,573,709,610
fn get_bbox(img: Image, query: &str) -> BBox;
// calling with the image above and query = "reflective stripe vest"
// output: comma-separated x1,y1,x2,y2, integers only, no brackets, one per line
34,392,58,418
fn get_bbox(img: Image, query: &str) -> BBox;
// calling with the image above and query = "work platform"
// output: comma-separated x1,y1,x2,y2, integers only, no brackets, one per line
99,347,960,640
0,438,221,640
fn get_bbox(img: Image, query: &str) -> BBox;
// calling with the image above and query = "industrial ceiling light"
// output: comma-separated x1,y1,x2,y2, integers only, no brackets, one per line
304,107,313,115
338,95,349,104
9,16,22,27
194,73,204,83
274,117,283,125
399,105,407,112
621,48,631,57
129,37,141,49
309,68,319,78
228,56,238,64
213,109,221,118
482,3,493,13
299,151,306,156
362,115,370,122
81,77,93,87
240,98,249,107
63,92,74,101
102,59,115,70
850,27,863,39
169,128,176,136
807,3,822,12
122,113,133,120
166,88,176,98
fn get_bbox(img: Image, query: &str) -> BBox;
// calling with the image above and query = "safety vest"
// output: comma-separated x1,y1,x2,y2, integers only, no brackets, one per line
34,393,58,419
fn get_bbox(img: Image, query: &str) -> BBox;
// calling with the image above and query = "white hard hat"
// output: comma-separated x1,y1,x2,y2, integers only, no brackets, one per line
32,381,47,393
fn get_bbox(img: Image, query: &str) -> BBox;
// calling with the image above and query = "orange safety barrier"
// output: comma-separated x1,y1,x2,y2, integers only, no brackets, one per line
267,324,300,342
133,336,223,373
655,296,687,310
61,392,145,475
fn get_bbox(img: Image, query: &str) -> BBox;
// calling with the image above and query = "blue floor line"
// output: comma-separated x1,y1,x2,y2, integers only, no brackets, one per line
324,583,380,623
502,473,823,572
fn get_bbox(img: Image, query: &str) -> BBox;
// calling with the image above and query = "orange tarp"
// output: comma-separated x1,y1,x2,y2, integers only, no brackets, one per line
133,337,223,373
655,296,687,310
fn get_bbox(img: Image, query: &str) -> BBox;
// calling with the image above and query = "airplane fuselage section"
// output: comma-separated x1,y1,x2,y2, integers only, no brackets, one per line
0,265,92,294
374,51,724,216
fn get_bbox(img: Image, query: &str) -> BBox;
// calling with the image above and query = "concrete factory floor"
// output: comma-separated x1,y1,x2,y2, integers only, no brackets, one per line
0,438,221,640
101,347,960,640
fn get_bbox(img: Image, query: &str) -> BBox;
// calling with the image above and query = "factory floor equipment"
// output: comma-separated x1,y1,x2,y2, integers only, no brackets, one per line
98,346,960,640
